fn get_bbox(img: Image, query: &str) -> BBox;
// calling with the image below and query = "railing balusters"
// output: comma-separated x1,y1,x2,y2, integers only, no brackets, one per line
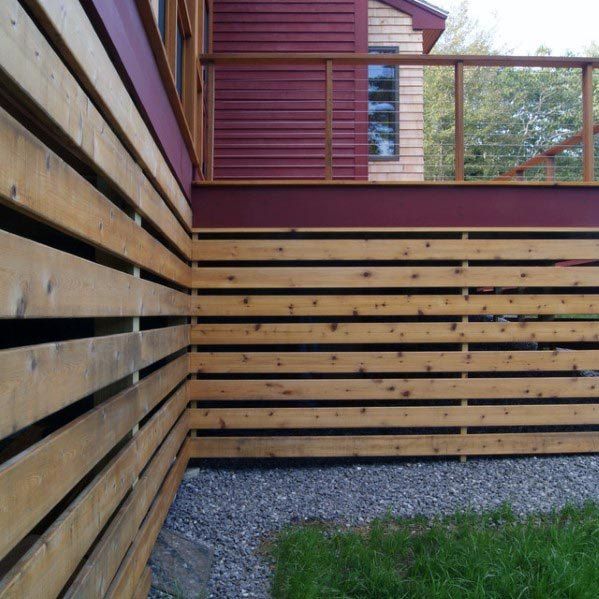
454,61,465,182
325,59,334,180
582,64,595,182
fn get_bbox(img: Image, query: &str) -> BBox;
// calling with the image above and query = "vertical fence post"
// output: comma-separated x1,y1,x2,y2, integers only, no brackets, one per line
325,59,334,180
582,64,595,182
205,62,215,181
454,61,465,181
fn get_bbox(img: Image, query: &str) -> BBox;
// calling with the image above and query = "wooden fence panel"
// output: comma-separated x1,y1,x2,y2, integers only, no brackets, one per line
0,1,193,593
190,229,599,459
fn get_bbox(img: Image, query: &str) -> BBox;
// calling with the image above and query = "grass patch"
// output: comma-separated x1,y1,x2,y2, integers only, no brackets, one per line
269,503,599,599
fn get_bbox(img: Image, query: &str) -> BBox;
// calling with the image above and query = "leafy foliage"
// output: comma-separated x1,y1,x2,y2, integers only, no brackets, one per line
423,1,599,181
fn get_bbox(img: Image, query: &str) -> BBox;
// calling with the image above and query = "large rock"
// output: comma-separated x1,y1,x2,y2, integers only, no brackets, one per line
149,528,213,598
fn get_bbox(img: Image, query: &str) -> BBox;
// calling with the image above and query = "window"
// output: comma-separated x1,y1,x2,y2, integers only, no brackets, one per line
176,22,184,97
368,47,399,158
157,0,166,42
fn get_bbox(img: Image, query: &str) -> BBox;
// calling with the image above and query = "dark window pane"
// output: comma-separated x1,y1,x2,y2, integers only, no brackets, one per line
368,47,398,157
176,24,184,98
157,0,166,42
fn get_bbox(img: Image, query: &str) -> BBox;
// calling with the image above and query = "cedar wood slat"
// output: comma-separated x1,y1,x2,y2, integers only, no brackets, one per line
0,107,190,287
193,238,599,261
0,229,189,319
133,567,152,599
22,0,194,224
65,411,189,599
0,357,187,564
191,404,599,429
0,383,188,599
189,376,599,401
191,322,599,345
0,325,190,439
192,266,599,288
192,294,599,317
189,433,599,458
103,441,190,599
0,1,192,251
190,349,599,374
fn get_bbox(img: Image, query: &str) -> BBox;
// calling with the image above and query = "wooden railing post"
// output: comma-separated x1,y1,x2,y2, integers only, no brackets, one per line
545,155,556,182
205,62,215,181
454,61,465,181
582,64,595,182
325,59,334,180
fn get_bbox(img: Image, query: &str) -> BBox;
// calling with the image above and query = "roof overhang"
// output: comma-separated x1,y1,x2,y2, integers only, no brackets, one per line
377,0,448,53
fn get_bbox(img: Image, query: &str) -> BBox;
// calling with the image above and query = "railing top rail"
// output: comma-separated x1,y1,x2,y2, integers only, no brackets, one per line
199,53,599,68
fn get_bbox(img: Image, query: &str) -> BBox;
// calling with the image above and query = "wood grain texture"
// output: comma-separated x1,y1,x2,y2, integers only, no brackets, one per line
0,230,189,318
133,567,152,599
0,108,190,286
0,0,192,250
192,293,599,317
189,376,599,401
103,442,189,599
192,266,599,288
64,412,189,599
191,321,599,345
22,0,193,228
190,404,599,429
193,238,599,261
190,349,599,374
189,432,599,458
0,384,188,599
0,357,187,563
0,325,190,439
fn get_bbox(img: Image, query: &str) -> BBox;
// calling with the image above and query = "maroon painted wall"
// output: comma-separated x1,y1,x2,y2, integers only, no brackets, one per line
192,184,599,228
212,0,368,180
82,0,193,198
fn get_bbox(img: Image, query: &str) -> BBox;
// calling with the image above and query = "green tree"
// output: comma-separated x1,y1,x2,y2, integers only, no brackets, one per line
423,1,598,181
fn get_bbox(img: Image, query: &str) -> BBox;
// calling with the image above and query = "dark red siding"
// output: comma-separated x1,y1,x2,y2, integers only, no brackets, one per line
82,0,194,198
212,0,368,180
192,184,599,229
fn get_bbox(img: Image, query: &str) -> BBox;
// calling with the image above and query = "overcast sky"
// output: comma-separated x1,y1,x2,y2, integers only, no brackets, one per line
433,0,599,55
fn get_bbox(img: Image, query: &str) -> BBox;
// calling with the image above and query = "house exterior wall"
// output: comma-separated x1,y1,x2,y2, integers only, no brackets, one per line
211,0,368,180
368,0,424,181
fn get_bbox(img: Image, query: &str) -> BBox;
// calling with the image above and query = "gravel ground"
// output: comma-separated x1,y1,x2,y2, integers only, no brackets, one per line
161,455,599,598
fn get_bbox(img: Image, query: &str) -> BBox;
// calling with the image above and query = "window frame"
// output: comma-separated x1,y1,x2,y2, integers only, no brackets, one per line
368,46,400,162
139,0,205,167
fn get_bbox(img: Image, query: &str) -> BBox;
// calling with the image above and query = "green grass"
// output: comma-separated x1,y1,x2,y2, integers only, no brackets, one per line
269,503,599,599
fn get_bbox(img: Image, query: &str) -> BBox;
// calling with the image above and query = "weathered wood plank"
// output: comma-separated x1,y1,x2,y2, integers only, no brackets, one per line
189,432,599,458
0,107,190,287
133,567,152,599
0,356,187,563
189,376,599,401
103,443,189,599
64,413,189,599
193,238,599,261
0,384,188,599
0,0,192,251
23,0,193,229
190,404,599,429
190,349,599,374
192,266,599,288
192,293,599,317
0,230,189,318
191,321,599,345
0,325,190,439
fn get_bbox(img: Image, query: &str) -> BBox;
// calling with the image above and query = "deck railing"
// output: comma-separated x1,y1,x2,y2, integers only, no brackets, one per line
198,53,598,183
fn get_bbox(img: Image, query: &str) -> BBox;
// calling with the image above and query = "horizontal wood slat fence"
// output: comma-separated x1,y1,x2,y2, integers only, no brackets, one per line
0,0,191,596
1,1,598,597
190,231,599,459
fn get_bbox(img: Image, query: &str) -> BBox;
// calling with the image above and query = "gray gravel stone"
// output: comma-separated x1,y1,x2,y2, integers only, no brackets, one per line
161,455,599,598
